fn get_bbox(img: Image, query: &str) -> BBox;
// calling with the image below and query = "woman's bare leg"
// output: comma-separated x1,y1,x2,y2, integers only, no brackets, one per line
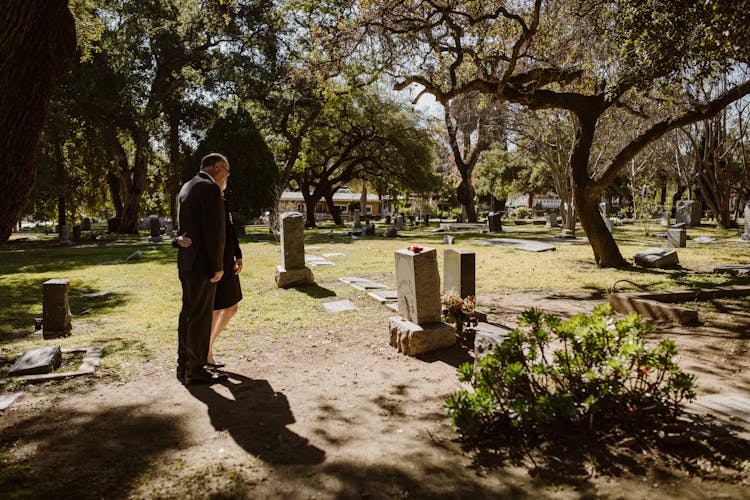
207,304,238,364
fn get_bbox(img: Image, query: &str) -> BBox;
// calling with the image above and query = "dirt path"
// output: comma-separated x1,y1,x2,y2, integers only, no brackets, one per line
2,293,749,499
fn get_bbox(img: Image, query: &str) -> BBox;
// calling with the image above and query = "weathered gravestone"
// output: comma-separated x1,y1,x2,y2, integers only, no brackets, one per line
742,203,750,241
545,212,559,228
384,226,398,238
603,217,614,233
353,209,362,229
385,215,391,224
275,212,315,288
633,248,679,269
443,249,475,298
660,211,670,226
487,212,502,233
389,247,455,355
72,224,82,242
443,235,454,245
59,224,71,246
667,227,687,248
9,345,62,376
395,215,405,230
149,216,163,242
675,200,702,227
43,279,72,338
81,217,91,231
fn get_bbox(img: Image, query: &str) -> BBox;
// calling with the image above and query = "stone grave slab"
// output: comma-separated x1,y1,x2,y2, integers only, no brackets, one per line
694,393,750,424
83,291,110,298
693,236,717,244
714,265,750,276
633,248,679,268
2,346,104,384
9,345,62,376
350,280,388,291
126,250,143,261
323,300,358,313
0,393,22,411
474,322,512,369
367,289,398,303
471,238,555,252
322,253,345,258
610,286,750,325
305,256,334,266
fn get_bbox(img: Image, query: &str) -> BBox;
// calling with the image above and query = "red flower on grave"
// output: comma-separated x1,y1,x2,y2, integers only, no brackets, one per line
410,245,424,253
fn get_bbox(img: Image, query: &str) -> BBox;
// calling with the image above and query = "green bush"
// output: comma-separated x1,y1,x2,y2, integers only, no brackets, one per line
511,207,531,219
445,305,696,440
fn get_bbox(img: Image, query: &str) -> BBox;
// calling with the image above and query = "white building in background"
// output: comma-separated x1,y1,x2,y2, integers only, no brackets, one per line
279,190,381,220
508,192,561,210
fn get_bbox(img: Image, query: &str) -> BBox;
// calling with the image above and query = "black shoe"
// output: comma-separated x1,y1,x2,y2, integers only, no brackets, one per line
185,367,227,385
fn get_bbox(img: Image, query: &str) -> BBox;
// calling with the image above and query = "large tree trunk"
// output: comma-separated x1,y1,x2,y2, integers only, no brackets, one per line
0,0,76,244
456,175,477,221
570,110,627,268
113,135,148,234
167,112,181,222
324,189,342,226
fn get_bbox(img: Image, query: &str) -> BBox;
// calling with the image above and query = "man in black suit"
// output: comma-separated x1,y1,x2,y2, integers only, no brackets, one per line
176,153,230,384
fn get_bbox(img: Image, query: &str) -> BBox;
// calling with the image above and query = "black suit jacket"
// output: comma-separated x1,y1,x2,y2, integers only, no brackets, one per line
176,172,226,277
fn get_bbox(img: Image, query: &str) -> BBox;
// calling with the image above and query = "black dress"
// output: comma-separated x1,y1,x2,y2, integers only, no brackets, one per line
214,200,243,310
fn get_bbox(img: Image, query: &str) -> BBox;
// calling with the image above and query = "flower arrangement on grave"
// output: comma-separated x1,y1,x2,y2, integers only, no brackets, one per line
409,245,424,253
441,292,478,336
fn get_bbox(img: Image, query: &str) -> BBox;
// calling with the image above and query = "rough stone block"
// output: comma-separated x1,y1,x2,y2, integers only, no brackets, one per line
545,212,559,228
633,248,679,268
395,247,441,324
9,345,62,376
667,228,686,248
443,248,475,298
43,279,72,338
388,316,456,356
275,265,315,288
280,212,306,269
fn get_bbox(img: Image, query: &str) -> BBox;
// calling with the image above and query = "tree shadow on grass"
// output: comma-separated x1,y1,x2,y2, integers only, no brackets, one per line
0,404,184,499
292,284,337,299
188,372,325,465
466,413,750,494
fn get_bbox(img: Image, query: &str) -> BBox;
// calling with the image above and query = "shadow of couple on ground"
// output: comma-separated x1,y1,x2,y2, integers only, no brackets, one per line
187,372,325,465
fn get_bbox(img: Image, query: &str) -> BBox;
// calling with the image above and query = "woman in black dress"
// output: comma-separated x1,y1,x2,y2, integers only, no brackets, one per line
207,192,243,366
174,185,243,367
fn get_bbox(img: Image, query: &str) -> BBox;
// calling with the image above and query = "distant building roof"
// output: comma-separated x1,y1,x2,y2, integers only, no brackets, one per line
280,190,380,203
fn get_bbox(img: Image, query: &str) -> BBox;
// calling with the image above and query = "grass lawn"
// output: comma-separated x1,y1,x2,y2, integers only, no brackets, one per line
1,220,748,381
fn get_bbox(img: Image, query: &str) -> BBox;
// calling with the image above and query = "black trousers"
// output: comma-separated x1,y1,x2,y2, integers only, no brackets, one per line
178,269,217,374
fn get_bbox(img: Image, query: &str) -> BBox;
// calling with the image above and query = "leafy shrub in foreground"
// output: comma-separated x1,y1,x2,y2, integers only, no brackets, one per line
446,305,696,440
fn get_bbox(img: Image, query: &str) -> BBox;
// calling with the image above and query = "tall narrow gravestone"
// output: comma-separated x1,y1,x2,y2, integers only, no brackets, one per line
149,216,163,242
43,279,72,338
742,203,750,241
487,212,502,233
395,215,405,230
389,247,456,356
275,212,315,288
443,249,475,298
353,209,362,228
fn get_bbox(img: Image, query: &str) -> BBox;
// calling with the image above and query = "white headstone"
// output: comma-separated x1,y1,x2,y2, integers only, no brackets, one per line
395,247,441,324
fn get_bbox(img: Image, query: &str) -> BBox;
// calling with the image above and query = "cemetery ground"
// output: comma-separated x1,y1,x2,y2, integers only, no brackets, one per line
1,221,749,499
